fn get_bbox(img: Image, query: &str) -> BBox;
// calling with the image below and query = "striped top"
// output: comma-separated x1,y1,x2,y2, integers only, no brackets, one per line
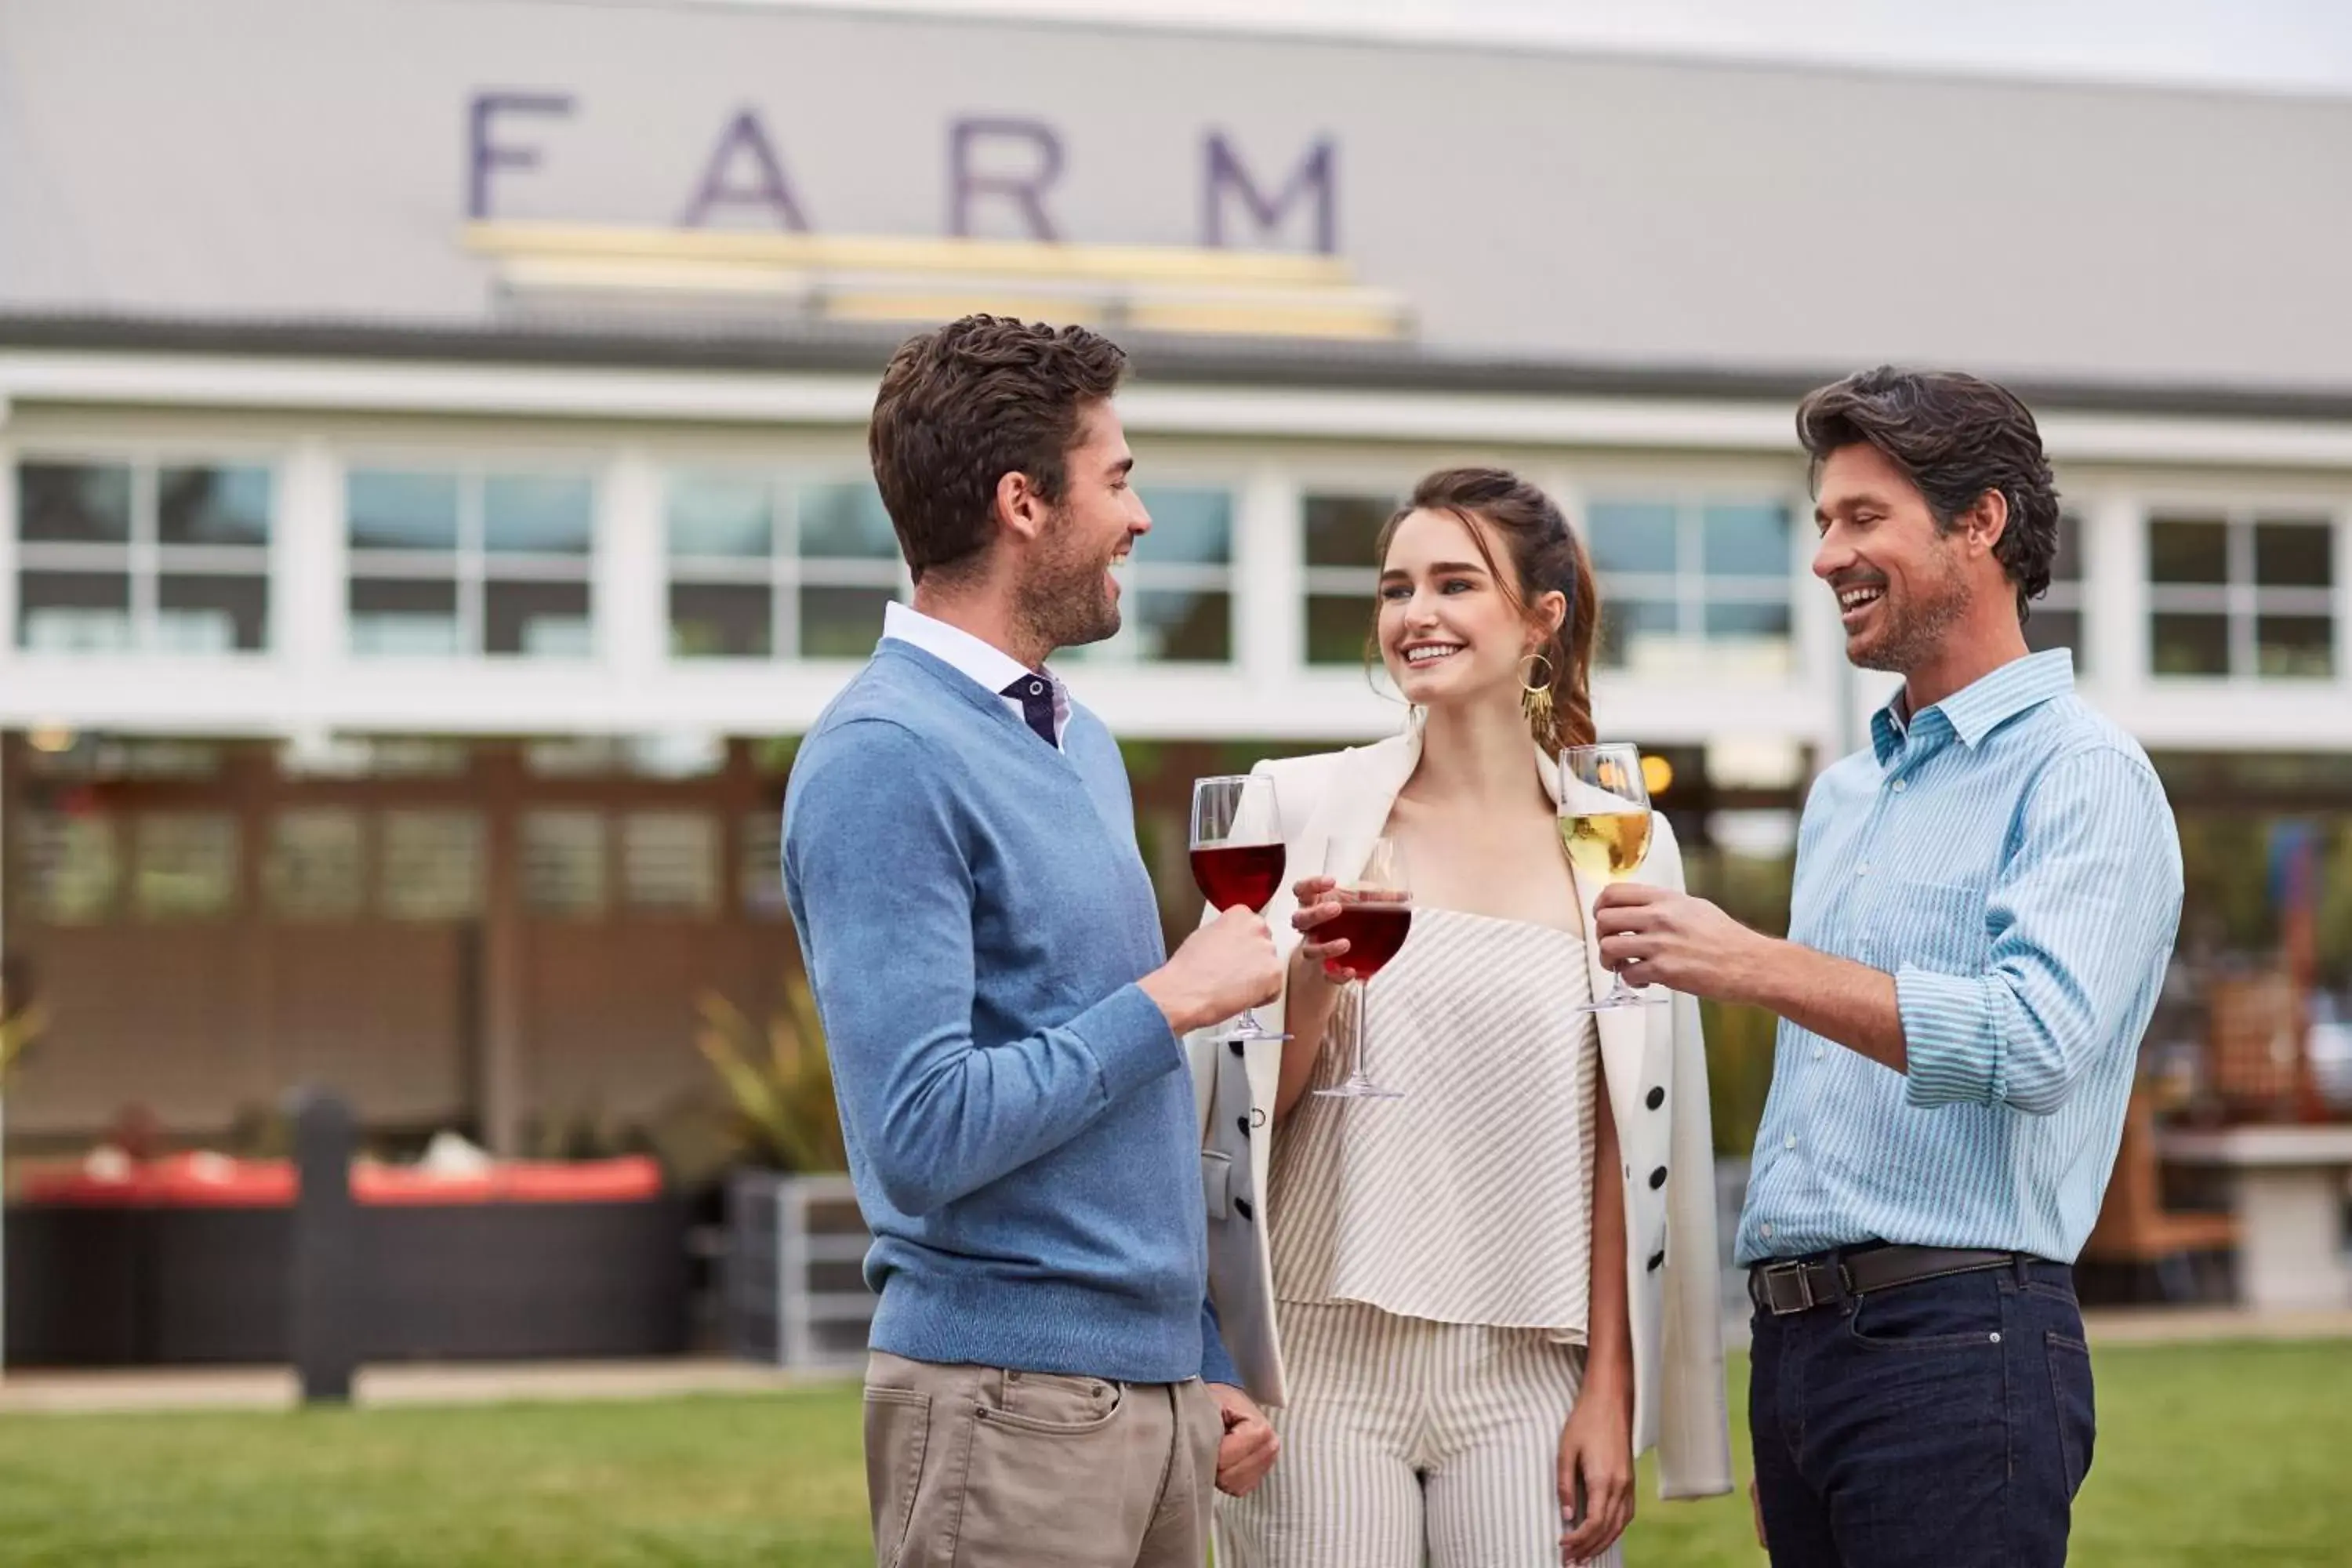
1270,908,1602,1341
1736,650,2184,1266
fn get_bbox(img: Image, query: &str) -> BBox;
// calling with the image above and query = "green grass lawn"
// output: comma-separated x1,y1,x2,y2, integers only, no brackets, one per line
0,1340,2346,1566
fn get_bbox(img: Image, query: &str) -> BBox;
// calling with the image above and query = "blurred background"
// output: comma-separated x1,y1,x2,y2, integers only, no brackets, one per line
1,1,2350,1560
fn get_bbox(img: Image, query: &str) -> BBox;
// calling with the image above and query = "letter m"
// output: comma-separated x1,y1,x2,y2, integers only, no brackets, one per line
1202,133,1336,254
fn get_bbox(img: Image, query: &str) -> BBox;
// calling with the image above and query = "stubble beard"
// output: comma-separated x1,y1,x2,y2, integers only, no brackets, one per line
1850,552,1973,675
1012,514,1121,658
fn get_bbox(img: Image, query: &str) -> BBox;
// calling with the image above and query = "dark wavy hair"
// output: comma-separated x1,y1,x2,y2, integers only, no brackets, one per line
1795,366,2060,619
1371,467,1598,753
868,315,1127,584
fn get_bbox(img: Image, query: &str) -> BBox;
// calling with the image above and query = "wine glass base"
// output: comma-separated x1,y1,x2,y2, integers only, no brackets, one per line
1213,1024,1293,1043
1312,1076,1403,1101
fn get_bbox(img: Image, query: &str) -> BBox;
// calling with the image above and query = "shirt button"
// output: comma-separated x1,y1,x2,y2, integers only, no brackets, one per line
1857,863,1870,877
1784,1135,1798,1151
1891,779,1907,793
1760,1222,1775,1240
1813,1046,1826,1062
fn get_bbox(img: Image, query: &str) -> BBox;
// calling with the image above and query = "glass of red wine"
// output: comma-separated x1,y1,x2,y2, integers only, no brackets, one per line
1312,834,1413,1102
1189,775,1291,1044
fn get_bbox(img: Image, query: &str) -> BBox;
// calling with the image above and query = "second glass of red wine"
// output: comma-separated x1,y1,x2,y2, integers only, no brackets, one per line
1189,775,1291,1044
1312,834,1413,1102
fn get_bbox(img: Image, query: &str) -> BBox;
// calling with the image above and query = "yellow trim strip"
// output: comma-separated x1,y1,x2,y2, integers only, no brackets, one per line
464,221,1354,288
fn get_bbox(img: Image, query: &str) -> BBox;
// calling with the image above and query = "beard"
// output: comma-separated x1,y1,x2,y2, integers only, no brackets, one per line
1848,552,1973,674
1013,511,1123,655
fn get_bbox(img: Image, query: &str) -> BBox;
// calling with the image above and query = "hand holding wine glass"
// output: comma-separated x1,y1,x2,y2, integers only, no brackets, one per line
1559,742,1669,1012
1188,775,1292,1043
1311,835,1414,1102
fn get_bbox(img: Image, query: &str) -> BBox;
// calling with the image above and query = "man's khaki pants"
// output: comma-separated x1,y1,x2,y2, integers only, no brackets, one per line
864,1349,1223,1568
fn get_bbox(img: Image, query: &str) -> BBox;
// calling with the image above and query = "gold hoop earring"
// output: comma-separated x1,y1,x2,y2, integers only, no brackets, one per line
1519,652,1556,743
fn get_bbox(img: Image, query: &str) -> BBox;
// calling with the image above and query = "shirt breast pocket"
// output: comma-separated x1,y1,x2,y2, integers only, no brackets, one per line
1878,879,1991,976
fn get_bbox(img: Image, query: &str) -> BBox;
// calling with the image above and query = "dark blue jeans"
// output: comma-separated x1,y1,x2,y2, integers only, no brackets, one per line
1748,1258,2096,1568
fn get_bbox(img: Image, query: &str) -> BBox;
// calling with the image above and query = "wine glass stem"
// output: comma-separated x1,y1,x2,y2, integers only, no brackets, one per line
1350,980,1369,1081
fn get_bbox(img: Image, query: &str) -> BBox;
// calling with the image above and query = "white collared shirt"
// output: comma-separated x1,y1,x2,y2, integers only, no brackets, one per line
882,601,1071,748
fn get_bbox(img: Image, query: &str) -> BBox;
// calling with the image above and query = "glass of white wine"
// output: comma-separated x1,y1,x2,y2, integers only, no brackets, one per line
1558,742,1669,1013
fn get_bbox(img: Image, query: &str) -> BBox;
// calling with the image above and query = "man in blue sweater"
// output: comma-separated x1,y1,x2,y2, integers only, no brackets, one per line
784,315,1285,1567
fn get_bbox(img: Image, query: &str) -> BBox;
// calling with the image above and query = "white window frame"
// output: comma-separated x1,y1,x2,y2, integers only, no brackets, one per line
2143,504,2339,683
13,448,278,656
662,466,908,661
1580,485,1805,677
343,459,598,659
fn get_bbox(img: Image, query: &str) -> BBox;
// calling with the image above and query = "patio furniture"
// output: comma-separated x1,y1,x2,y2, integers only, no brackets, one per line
2154,1123,2352,1312
2082,1089,2237,1301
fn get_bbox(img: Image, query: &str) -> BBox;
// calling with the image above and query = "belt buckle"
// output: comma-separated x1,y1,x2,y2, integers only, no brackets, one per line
1759,1261,1816,1316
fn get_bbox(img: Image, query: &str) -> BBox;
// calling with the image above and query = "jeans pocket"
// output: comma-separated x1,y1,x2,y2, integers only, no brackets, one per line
862,1387,932,1568
2045,1332,2096,1496
1844,1279,2007,1352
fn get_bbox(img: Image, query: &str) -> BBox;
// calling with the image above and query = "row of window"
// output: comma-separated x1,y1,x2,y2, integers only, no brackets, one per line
18,808,787,927
12,459,2341,680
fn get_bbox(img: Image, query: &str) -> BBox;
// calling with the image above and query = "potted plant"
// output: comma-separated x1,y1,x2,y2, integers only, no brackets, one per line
695,973,871,1368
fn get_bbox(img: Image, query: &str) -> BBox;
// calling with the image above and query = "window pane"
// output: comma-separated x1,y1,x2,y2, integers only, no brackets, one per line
1703,601,1793,642
2024,608,2083,663
1135,487,1232,564
266,810,364,921
1597,598,1679,671
18,462,132,544
133,813,238,921
18,571,132,651
2148,517,2229,585
380,811,483,920
2254,522,2332,590
350,578,460,656
670,583,772,658
485,579,592,657
741,811,786,920
1587,501,1680,575
1700,502,1789,578
797,480,899,560
799,585,895,657
523,810,608,919
2052,512,2086,584
21,813,118,924
158,574,268,652
1303,493,1392,568
2151,612,2230,677
348,470,459,551
667,473,773,558
484,473,594,555
1132,590,1231,662
622,811,718,916
159,465,270,547
1305,593,1370,665
2256,615,2335,679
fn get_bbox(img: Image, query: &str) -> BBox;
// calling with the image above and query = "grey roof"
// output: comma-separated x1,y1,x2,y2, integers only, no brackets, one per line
5,0,2351,398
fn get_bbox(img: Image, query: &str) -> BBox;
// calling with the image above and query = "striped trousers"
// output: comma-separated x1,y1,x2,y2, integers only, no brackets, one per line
1217,1301,1624,1568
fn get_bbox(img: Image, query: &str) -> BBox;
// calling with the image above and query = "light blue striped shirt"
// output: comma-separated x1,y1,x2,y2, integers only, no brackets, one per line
1735,650,2183,1266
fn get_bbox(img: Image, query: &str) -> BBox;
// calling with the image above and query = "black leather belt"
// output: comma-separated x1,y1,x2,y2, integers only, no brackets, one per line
1748,1244,2035,1316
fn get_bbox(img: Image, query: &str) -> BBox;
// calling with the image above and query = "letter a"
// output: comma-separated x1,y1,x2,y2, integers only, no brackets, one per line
680,108,812,230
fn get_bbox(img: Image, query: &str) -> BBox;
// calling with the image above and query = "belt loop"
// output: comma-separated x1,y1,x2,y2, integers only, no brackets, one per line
2011,1252,2032,1288
1827,1247,1853,1309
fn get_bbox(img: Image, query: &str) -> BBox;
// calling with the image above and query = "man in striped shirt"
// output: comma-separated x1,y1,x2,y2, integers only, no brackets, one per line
1595,367,2183,1567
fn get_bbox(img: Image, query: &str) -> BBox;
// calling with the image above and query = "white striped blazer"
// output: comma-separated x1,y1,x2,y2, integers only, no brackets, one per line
1186,731,1735,1501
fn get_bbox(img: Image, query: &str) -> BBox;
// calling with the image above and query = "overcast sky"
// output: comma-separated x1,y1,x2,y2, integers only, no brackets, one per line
735,0,2352,96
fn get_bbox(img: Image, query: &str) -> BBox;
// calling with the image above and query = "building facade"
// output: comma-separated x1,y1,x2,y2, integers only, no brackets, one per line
2,0,2349,1154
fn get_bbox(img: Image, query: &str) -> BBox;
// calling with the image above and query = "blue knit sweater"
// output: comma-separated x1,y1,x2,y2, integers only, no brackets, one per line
783,638,1236,1386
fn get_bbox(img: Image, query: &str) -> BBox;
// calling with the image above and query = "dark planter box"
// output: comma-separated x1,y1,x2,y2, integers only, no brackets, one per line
3,1197,691,1367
